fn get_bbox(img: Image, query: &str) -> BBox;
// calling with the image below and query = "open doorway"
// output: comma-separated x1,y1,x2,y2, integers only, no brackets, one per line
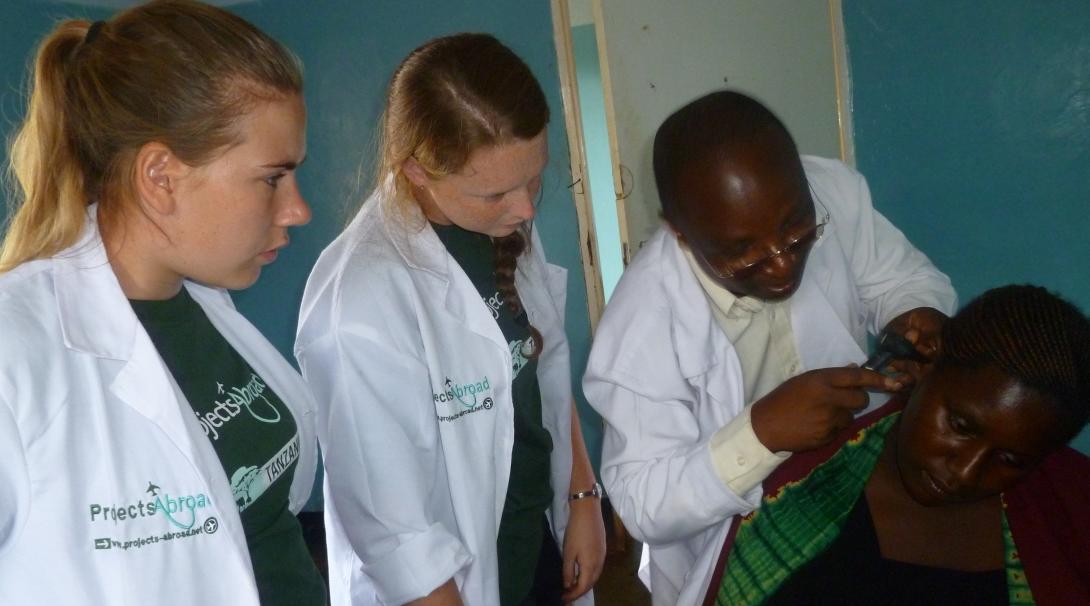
549,0,627,334
550,2,648,602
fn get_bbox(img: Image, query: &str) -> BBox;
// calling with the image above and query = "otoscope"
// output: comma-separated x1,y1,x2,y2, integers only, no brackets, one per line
863,330,929,373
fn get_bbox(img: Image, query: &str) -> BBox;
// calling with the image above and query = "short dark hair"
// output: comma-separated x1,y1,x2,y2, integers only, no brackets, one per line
941,284,1090,440
652,90,797,225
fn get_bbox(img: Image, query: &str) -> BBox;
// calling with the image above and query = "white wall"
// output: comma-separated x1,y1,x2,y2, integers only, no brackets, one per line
596,0,844,251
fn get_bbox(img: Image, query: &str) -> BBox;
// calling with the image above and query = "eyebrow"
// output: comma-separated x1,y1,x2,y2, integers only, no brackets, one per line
261,154,307,170
712,203,808,257
472,173,543,198
779,198,814,231
715,238,751,258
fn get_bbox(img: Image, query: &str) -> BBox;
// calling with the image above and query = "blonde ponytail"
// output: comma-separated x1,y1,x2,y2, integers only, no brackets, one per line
1,0,302,274
2,21,90,272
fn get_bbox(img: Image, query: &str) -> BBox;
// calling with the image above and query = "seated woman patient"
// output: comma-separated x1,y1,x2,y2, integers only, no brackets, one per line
705,284,1090,606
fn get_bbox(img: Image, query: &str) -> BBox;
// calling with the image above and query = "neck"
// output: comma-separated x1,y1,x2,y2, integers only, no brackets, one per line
411,185,452,225
874,419,904,490
99,206,184,300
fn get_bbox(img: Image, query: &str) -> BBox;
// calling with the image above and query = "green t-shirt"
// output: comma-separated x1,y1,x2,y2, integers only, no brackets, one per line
131,289,326,606
433,224,555,605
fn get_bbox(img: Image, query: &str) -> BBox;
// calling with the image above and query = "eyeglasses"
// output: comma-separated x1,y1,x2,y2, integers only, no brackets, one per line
693,198,830,281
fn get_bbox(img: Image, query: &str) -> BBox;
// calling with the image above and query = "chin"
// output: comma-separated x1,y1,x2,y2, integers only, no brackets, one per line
902,479,948,507
754,282,800,301
895,457,943,506
206,269,262,292
232,273,262,291
490,224,523,238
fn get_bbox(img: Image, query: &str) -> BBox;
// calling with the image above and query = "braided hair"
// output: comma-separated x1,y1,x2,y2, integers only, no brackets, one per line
493,227,543,359
378,33,548,358
941,285,1090,439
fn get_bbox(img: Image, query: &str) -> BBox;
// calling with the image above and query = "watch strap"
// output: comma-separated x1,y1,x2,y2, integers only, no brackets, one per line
569,482,602,501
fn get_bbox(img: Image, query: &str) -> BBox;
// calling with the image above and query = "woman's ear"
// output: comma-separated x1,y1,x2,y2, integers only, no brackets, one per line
133,141,187,216
401,157,431,189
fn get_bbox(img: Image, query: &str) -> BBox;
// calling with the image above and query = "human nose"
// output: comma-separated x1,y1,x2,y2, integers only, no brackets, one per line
759,247,796,278
509,187,536,222
947,446,988,488
277,178,312,227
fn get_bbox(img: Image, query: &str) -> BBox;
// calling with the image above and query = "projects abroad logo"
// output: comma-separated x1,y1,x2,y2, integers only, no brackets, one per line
195,373,279,441
89,482,218,553
434,374,494,422
89,481,213,530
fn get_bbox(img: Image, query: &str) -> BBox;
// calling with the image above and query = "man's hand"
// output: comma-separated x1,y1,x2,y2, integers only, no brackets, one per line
883,306,949,381
751,366,903,453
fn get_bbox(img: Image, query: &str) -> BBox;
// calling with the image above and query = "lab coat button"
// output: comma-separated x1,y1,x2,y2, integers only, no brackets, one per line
736,455,746,467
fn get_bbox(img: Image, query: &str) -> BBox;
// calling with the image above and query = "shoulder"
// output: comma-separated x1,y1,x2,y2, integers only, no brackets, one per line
1037,446,1090,484
599,227,676,326
802,155,871,208
801,155,865,184
310,200,415,293
0,260,64,351
801,156,880,245
0,256,54,302
0,262,72,426
297,203,427,354
589,227,685,373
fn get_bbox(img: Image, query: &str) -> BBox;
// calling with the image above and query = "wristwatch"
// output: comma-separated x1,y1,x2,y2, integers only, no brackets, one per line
568,482,603,501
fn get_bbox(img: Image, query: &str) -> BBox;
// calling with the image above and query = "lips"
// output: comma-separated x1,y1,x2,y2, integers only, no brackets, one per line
260,239,289,263
924,471,957,499
763,279,798,296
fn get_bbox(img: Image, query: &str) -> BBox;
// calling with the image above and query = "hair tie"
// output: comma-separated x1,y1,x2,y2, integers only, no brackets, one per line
84,21,106,45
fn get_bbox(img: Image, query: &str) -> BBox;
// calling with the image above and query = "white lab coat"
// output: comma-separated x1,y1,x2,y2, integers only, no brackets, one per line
0,209,318,604
295,186,589,605
583,156,957,605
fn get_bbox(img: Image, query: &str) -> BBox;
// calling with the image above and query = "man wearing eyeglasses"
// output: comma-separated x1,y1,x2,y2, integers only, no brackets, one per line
583,91,957,606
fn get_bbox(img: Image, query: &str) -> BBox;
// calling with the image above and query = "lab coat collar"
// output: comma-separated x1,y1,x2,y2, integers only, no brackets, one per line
53,205,137,361
374,183,509,352
51,206,210,482
376,180,451,279
658,228,722,380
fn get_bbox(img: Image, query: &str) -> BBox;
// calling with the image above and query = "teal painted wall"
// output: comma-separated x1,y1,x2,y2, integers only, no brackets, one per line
572,23,623,301
1,0,601,505
843,2,1090,453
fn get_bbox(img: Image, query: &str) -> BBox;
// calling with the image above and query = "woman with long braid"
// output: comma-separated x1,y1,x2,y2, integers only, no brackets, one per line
295,34,605,606
705,284,1090,605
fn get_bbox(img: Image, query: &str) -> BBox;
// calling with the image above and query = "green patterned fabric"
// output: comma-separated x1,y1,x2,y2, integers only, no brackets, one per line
714,412,1032,606
1002,498,1035,605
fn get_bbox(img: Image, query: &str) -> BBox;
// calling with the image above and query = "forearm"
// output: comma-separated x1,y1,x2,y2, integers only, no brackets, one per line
406,579,462,606
568,402,597,493
302,335,470,602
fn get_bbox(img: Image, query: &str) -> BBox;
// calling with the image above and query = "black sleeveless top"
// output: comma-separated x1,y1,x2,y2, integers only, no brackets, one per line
764,495,1007,605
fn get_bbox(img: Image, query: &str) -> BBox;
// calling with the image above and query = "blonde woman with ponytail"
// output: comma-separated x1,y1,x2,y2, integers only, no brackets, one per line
0,2,325,604
296,34,605,606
